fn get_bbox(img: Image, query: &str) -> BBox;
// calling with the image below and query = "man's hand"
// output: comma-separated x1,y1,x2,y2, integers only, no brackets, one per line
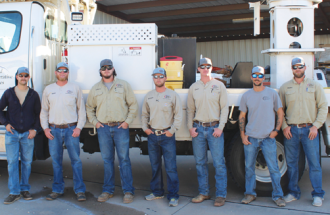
164,130,173,137
44,128,54,140
6,124,14,134
72,127,81,138
96,122,104,129
118,122,129,129
145,129,154,135
212,128,223,138
28,129,36,139
189,128,198,138
241,134,251,145
283,126,292,140
308,126,318,140
269,131,278,139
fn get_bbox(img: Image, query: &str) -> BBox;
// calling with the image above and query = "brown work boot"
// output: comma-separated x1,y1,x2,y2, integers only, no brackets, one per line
191,194,211,203
241,194,256,204
274,198,286,207
97,192,114,202
123,192,134,204
214,197,226,207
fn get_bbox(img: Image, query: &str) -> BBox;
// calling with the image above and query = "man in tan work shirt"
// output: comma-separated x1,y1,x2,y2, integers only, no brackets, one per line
279,57,328,207
187,57,229,207
86,59,138,204
142,67,182,207
40,62,87,202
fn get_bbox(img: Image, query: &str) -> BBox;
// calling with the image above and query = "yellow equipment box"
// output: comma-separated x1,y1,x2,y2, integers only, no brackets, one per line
165,82,183,90
160,56,183,81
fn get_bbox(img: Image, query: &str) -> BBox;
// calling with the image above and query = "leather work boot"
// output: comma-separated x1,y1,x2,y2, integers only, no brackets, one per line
214,197,226,207
241,194,256,204
21,191,33,200
123,192,134,204
274,198,286,207
191,194,211,203
97,192,114,202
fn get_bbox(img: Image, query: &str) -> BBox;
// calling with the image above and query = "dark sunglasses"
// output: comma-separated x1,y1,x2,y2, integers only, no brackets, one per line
100,66,113,71
18,74,29,78
153,75,165,79
199,65,211,69
57,69,68,73
292,65,305,70
252,74,264,79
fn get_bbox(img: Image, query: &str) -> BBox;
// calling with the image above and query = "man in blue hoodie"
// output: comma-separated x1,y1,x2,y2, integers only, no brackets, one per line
0,67,41,204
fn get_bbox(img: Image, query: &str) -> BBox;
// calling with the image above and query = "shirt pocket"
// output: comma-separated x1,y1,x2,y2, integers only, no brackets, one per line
94,90,104,105
306,87,315,100
285,90,296,103
114,87,124,99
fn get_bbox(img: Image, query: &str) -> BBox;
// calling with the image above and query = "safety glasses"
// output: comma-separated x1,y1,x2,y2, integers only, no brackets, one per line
57,69,68,73
100,66,113,71
292,65,305,70
18,74,29,78
199,65,211,69
252,74,264,79
153,75,165,79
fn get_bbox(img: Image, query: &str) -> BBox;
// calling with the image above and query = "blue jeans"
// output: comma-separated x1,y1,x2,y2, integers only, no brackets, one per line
284,125,325,199
244,137,283,200
192,123,227,198
5,130,34,195
48,125,86,194
148,133,179,200
97,124,134,194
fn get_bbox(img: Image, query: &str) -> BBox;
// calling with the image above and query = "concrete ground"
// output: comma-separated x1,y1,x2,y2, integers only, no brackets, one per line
0,146,330,215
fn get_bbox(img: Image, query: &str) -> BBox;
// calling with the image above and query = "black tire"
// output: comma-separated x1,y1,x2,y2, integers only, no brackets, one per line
225,132,306,197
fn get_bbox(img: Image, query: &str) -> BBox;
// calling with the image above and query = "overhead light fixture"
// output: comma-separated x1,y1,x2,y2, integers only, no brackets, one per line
232,17,264,23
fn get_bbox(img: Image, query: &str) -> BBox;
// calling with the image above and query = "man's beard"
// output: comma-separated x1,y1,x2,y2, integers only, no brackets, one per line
293,72,305,78
56,74,68,81
155,82,165,87
253,82,262,86
102,75,111,79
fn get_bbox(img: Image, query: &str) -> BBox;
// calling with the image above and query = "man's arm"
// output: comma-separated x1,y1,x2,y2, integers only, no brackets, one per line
218,83,229,131
279,86,289,130
141,95,150,132
168,93,183,134
40,88,50,130
186,86,195,130
313,83,328,129
85,88,98,126
269,108,284,138
124,83,138,125
0,90,9,126
76,86,86,130
239,111,251,145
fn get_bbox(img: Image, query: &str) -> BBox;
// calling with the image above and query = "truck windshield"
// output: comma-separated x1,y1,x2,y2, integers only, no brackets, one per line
0,12,22,54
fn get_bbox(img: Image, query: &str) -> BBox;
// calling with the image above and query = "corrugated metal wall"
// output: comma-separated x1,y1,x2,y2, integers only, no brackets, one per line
93,10,129,24
197,35,330,68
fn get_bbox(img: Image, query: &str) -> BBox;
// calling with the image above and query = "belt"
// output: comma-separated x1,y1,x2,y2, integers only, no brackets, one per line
289,123,313,128
151,127,171,136
49,122,77,129
103,122,123,126
194,121,219,127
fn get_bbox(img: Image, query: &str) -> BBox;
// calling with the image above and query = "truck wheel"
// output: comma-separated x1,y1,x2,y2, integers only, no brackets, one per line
225,132,305,197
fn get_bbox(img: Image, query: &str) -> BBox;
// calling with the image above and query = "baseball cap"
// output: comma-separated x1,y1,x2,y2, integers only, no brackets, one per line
17,67,29,75
56,62,69,70
292,57,305,66
152,67,166,77
198,58,212,66
251,66,265,74
100,59,113,68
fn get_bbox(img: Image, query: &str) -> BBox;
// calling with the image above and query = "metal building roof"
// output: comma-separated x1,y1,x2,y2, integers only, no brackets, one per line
96,0,330,42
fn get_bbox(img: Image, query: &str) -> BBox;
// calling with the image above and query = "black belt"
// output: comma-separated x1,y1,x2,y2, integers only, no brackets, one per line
194,121,219,127
151,127,171,136
49,122,77,129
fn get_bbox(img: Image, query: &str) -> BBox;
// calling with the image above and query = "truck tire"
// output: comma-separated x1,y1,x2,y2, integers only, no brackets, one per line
225,132,305,197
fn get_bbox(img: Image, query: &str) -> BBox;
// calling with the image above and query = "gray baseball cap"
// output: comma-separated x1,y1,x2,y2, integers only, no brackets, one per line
251,66,265,75
56,62,69,70
292,57,305,66
152,67,166,77
17,67,29,75
100,59,113,68
198,58,212,66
